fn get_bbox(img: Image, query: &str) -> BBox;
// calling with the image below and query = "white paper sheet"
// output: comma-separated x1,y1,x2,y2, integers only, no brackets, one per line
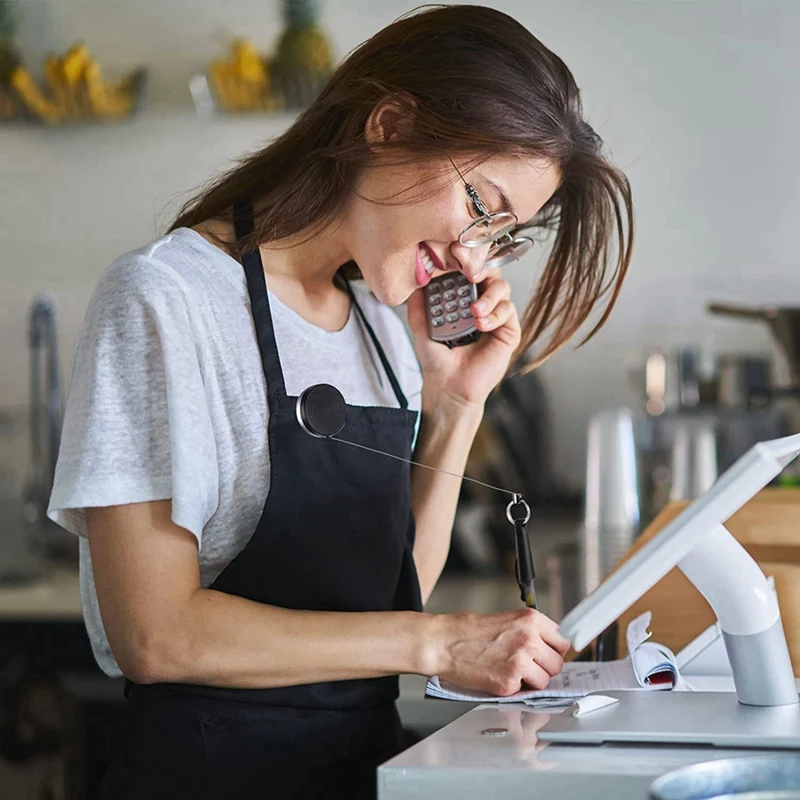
425,612,677,704
625,610,652,652
426,658,645,703
627,610,679,687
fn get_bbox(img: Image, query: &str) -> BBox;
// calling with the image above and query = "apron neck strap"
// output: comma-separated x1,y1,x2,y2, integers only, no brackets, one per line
233,199,287,398
233,199,409,411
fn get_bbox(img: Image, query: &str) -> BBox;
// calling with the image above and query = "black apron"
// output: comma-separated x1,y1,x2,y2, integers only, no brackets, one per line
100,201,423,800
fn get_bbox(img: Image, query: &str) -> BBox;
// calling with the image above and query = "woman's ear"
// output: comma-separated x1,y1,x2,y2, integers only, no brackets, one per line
364,95,417,151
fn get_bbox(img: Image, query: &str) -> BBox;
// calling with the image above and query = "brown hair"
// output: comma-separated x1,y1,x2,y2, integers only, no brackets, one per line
171,4,633,370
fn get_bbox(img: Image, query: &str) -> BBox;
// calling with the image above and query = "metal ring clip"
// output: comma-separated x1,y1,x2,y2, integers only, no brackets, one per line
506,494,531,526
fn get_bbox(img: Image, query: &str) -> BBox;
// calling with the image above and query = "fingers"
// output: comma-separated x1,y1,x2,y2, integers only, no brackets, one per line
520,658,552,691
471,274,510,321
473,299,519,334
530,640,565,677
522,608,570,656
541,625,572,657
439,609,571,699
470,275,520,345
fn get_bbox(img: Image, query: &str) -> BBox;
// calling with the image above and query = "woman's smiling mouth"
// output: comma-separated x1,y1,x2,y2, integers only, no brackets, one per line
415,242,445,287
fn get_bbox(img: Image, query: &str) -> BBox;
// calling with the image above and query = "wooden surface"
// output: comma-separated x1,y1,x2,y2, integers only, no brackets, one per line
611,488,800,673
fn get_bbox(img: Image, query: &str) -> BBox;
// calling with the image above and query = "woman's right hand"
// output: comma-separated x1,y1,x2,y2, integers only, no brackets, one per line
429,609,571,696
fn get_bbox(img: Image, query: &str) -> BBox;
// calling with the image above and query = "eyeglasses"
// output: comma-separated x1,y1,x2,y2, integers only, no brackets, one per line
450,158,534,269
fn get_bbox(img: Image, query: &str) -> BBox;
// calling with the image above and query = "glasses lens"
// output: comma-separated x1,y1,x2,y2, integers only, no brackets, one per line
484,237,534,269
460,212,517,247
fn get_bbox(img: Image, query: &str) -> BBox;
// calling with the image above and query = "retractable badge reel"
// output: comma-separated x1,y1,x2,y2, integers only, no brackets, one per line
296,383,538,610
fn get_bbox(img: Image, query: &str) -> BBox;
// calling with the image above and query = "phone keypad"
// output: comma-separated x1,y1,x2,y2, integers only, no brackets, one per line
425,271,478,344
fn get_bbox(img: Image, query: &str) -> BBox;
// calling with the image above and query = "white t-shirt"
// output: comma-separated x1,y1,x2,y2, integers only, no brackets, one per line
48,227,423,677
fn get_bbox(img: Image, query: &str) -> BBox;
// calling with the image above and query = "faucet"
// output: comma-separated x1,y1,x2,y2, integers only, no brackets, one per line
22,293,62,546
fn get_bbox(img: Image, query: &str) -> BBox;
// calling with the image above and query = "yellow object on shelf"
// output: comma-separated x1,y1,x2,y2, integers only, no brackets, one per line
232,39,266,83
42,56,69,117
85,59,134,119
5,41,146,125
10,66,62,124
61,43,89,87
208,38,279,113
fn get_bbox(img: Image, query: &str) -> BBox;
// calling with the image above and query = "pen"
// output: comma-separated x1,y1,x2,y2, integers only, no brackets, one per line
508,495,537,610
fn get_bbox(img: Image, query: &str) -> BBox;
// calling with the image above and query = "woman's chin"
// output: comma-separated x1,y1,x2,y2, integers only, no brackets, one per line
388,287,417,307
365,279,409,307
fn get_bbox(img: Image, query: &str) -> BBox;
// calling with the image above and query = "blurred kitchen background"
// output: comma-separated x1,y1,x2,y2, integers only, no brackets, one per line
1,0,799,796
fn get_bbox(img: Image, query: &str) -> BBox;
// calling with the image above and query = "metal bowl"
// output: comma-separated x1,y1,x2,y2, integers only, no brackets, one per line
650,756,800,800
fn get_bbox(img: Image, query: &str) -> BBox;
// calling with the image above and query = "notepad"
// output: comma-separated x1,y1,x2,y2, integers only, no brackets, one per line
425,611,679,707
626,610,680,687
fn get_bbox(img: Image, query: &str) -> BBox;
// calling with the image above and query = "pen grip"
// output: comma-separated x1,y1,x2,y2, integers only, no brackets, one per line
513,519,537,608
514,519,535,583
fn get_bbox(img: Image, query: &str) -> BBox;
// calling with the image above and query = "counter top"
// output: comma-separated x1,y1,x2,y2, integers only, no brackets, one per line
379,702,793,799
0,565,82,620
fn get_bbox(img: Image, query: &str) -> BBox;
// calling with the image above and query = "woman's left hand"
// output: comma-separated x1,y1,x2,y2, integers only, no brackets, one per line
406,270,522,413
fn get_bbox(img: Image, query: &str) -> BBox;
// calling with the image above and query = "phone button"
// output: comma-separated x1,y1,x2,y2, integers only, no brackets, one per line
459,297,472,309
428,293,442,305
445,302,458,313
431,317,445,327
443,278,456,289
430,305,443,316
445,312,460,323
443,290,457,301
457,285,472,297
460,310,474,320
428,282,441,293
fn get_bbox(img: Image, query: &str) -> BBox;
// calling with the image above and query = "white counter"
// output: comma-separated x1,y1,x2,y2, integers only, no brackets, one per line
379,703,788,799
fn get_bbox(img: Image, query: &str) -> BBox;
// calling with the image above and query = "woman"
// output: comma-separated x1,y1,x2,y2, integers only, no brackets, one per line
49,5,632,798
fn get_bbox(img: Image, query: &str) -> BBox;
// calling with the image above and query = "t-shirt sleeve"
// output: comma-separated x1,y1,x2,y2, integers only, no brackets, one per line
48,255,219,544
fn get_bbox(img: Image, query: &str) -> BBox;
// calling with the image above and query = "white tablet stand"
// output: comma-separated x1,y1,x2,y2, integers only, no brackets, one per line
538,433,800,749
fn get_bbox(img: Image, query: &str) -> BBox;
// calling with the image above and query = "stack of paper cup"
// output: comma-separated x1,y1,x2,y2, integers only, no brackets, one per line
580,408,641,597
669,417,718,501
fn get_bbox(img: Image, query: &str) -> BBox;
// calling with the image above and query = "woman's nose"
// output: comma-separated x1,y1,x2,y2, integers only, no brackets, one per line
449,240,488,282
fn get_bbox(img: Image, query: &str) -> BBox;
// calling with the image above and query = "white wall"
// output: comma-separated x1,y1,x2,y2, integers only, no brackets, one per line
2,0,798,489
